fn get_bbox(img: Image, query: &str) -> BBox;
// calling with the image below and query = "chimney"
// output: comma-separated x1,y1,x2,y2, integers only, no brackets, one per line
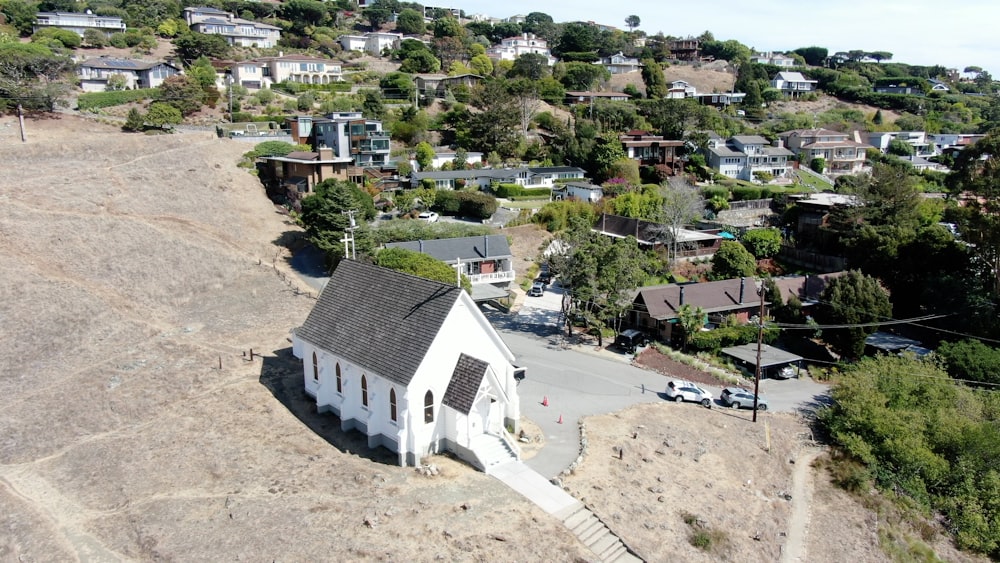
679,286,685,306
739,277,745,303
773,138,784,148
484,235,489,257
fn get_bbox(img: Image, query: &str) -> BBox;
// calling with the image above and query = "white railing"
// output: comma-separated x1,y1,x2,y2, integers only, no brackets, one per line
500,427,522,460
467,270,515,284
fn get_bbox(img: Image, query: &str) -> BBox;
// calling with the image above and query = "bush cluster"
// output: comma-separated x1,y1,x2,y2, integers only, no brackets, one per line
432,191,497,219
493,183,551,198
78,88,158,111
687,325,778,352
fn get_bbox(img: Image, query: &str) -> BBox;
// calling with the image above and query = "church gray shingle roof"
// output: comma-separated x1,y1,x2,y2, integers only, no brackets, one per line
442,353,489,413
296,260,460,386
385,235,511,262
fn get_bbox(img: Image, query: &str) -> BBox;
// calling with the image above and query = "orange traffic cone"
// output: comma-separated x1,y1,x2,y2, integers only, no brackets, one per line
542,396,549,407
557,414,563,424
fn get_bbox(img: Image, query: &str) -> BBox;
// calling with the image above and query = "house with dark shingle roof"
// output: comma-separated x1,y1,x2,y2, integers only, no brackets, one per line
292,260,523,470
630,273,843,343
384,235,514,301
76,57,180,93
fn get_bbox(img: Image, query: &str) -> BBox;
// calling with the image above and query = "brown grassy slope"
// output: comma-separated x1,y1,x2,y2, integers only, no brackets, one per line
0,115,588,562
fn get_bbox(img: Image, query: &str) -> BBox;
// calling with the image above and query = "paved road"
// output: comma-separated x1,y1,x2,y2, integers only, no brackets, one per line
499,330,831,479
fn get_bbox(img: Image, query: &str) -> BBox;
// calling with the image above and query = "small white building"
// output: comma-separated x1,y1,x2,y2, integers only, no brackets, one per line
666,80,697,99
552,181,604,203
292,261,524,470
486,33,556,65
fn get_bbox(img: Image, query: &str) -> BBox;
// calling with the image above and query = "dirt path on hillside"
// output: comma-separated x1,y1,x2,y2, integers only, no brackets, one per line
782,448,824,562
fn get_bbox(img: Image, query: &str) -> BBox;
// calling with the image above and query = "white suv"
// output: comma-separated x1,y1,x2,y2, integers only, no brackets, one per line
665,380,713,408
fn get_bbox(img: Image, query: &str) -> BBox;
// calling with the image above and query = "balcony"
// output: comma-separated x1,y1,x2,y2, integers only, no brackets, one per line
467,270,515,284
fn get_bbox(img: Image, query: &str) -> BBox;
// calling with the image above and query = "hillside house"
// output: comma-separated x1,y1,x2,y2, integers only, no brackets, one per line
771,72,817,97
183,6,281,48
287,113,391,168
33,10,125,37
779,129,869,176
228,54,343,89
564,91,630,104
620,130,684,173
292,261,523,470
410,166,586,190
260,147,353,205
385,235,514,301
486,33,556,65
666,80,697,99
599,52,641,74
76,57,180,92
703,135,793,181
593,214,724,257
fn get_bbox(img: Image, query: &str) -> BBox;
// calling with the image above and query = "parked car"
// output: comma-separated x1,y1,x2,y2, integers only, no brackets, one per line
777,365,798,379
614,329,647,354
720,387,768,411
665,380,713,407
537,271,553,285
418,211,439,222
528,282,544,297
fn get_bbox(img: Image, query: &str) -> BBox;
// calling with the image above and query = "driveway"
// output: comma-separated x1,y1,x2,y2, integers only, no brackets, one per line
517,280,566,329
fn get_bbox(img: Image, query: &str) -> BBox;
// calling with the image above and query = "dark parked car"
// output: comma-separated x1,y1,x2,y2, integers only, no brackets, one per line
720,387,768,411
614,329,647,354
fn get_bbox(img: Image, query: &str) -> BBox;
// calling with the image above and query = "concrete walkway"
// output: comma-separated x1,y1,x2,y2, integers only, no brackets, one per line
488,461,581,515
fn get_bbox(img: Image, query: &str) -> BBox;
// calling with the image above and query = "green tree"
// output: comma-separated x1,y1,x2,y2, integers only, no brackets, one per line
711,241,757,279
948,131,1000,297
414,141,435,170
809,157,826,174
300,179,377,264
938,339,1000,386
813,270,892,359
399,49,441,73
676,304,706,351
395,8,425,35
123,107,145,132
433,17,464,39
452,148,468,170
1,0,40,35
509,53,550,80
469,54,493,76
380,71,415,100
792,46,828,66
172,32,230,63
625,15,640,31
158,74,204,116
741,228,782,259
32,27,81,49
0,42,74,139
640,57,667,99
364,3,391,30
82,28,107,48
144,102,183,129
375,247,471,294
887,138,915,157
557,61,609,91
186,56,218,90
466,80,521,158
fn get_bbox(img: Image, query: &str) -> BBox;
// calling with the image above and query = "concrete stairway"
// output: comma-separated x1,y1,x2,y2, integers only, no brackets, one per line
558,504,643,563
473,434,518,473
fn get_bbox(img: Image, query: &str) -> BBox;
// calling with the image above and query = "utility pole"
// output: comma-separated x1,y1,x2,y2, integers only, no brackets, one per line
752,280,766,422
226,73,234,124
341,209,357,260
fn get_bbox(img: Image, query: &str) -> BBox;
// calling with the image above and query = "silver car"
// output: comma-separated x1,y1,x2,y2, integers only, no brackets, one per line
665,380,713,408
720,387,768,411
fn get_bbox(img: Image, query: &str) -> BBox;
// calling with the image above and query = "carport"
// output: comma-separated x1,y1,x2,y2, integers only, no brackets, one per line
721,343,803,379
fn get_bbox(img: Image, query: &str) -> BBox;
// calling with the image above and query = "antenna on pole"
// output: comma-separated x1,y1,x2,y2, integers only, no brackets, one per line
341,209,358,260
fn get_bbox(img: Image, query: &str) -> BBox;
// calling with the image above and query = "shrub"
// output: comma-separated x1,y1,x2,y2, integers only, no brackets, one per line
731,186,762,201
432,191,497,219
810,157,826,174
687,325,778,352
494,183,523,198
77,88,159,110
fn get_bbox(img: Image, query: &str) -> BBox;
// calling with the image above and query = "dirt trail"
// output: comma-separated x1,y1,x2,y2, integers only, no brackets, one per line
782,448,824,562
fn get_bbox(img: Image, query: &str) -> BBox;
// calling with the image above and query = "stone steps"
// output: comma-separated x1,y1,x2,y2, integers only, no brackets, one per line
561,504,643,562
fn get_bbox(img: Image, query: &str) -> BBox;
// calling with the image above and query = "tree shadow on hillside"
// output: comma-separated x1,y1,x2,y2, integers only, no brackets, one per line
259,347,398,466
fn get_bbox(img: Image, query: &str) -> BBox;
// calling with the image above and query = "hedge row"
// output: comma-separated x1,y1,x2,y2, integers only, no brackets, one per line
687,325,779,352
432,190,498,219
493,183,552,198
77,88,159,111
508,194,551,201
273,81,352,94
